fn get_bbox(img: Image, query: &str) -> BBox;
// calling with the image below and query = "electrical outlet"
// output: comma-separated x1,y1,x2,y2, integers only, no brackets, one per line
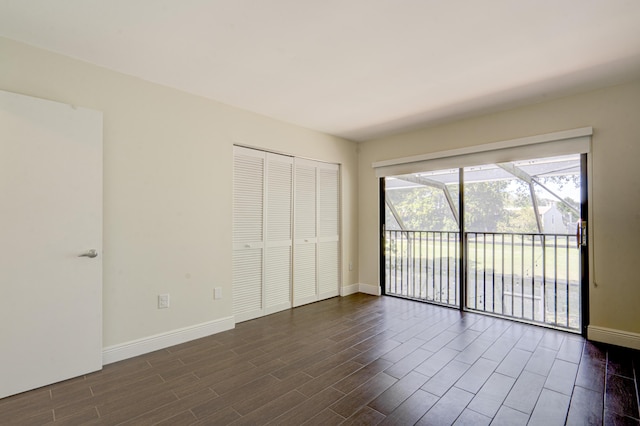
158,294,170,309
349,261,353,271
214,287,222,300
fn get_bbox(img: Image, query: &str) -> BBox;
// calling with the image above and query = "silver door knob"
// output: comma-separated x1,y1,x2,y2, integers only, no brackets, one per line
78,249,98,258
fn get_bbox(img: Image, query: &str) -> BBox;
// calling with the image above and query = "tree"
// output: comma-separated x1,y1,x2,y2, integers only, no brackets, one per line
463,181,510,232
385,175,571,234
385,185,457,231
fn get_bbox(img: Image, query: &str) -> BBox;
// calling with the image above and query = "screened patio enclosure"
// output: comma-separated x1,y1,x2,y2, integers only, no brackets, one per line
383,153,585,332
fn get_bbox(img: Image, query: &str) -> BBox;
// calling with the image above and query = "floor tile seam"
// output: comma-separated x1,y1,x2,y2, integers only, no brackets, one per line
176,384,219,401
606,370,637,380
365,383,421,415
604,410,640,423
231,347,268,358
571,383,605,398
501,397,537,416
511,369,546,384
44,378,91,398
79,367,158,390
323,407,346,423
423,386,476,423
223,405,244,422
302,356,364,378
114,388,202,425
89,369,167,394
49,383,122,414
602,364,616,421
258,389,308,425
362,404,386,419
95,390,181,422
463,403,494,421
542,365,579,396
51,405,97,422
329,383,355,399
470,372,517,405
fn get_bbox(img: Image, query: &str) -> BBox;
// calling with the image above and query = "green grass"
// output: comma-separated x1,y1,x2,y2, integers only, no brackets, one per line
385,234,580,283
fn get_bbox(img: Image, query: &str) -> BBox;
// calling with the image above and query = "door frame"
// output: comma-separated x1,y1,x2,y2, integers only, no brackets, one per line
380,152,590,336
580,153,590,336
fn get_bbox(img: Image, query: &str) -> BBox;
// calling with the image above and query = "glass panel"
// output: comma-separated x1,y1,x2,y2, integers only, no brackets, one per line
382,153,583,332
463,154,581,330
384,168,460,307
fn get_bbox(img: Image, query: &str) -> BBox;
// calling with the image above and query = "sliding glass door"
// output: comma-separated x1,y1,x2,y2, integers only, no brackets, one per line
383,167,461,307
382,153,586,332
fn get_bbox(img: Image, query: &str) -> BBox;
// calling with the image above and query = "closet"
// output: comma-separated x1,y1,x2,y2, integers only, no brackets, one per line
232,146,340,322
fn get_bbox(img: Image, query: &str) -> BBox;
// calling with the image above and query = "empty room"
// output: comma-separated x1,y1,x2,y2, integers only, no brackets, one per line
1,1,640,425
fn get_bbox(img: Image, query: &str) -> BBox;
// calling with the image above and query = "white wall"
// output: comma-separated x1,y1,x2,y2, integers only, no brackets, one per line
4,34,640,351
358,79,640,346
0,37,359,350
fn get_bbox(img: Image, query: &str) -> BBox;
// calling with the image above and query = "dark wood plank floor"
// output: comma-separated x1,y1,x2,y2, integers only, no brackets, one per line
2,294,639,425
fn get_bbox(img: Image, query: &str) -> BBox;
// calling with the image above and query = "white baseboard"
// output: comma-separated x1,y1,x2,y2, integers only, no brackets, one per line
340,283,381,297
358,283,381,296
102,316,235,365
340,283,359,296
588,325,640,350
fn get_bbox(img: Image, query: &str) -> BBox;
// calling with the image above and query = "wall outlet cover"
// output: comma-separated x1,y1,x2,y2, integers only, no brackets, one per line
158,294,170,309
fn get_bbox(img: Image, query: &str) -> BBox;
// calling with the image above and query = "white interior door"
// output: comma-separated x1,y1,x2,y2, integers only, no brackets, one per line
0,90,103,399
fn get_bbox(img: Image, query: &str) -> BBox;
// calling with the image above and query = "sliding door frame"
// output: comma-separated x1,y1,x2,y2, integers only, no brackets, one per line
377,128,592,336
379,178,387,296
580,153,590,336
458,168,466,313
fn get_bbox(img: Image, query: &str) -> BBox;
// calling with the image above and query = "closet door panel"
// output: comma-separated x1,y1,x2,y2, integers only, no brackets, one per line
233,249,263,321
293,243,317,306
318,240,339,298
294,159,318,306
232,147,265,322
233,149,264,247
265,153,293,313
318,163,340,299
294,161,317,240
265,245,291,313
319,165,340,238
266,155,293,242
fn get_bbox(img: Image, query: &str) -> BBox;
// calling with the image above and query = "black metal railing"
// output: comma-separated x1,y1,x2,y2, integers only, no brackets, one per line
466,232,580,330
385,230,581,331
385,230,460,307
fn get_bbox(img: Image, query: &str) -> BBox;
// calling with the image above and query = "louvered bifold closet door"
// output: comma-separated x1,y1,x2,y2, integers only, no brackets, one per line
233,147,265,322
264,153,293,315
318,163,340,299
293,159,318,307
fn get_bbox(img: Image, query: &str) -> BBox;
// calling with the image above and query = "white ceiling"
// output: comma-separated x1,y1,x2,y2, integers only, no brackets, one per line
2,1,640,141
